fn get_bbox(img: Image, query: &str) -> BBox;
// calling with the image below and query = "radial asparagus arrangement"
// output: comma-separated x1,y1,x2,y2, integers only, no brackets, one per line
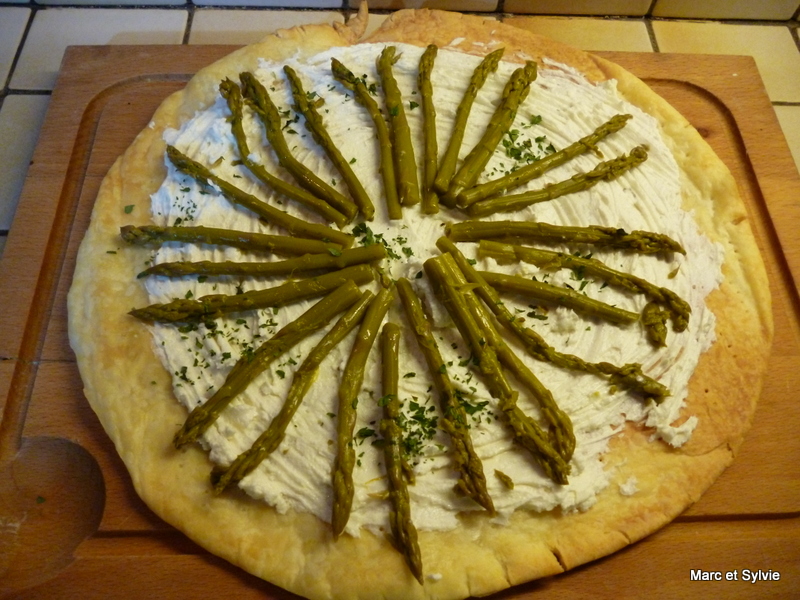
119,43,697,580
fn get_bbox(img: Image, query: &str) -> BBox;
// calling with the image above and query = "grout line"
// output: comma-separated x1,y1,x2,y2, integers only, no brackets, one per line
2,5,37,96
791,24,800,54
182,2,194,45
772,101,800,106
645,18,660,53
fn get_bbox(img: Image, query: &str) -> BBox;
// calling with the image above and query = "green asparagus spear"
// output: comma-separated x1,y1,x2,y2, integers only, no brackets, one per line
438,253,575,462
466,146,648,218
457,114,632,206
210,289,374,493
120,224,342,257
137,244,386,279
478,239,690,332
283,66,375,221
434,48,504,206
219,78,349,228
425,256,570,484
173,281,362,449
165,145,354,249
239,72,358,221
331,58,402,220
332,286,395,539
436,237,670,403
642,301,669,347
380,322,423,583
443,61,538,205
378,46,421,208
479,270,639,325
130,263,375,323
445,220,686,255
396,278,494,512
418,45,439,214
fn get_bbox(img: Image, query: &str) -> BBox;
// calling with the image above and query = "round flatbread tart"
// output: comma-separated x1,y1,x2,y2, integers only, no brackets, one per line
68,6,773,600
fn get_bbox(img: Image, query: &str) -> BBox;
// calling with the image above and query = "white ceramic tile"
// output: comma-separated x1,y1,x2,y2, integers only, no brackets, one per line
190,10,344,44
194,0,340,6
653,0,800,20
0,8,30,87
348,0,498,10
504,0,650,16
503,16,653,53
653,22,800,103
11,8,187,91
38,0,184,5
774,105,800,176
0,94,51,230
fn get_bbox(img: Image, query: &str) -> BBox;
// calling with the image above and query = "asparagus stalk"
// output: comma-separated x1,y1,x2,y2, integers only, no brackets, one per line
166,145,354,249
396,278,494,512
283,66,375,221
446,220,686,255
210,289,374,492
434,48,504,206
332,286,395,539
219,78,349,228
130,263,375,323
378,46,422,208
642,301,669,347
424,256,570,484
239,72,358,221
137,244,386,279
466,146,648,218
332,58,402,220
443,61,538,205
173,281,362,449
436,237,670,403
379,322,423,583
479,270,639,325
438,254,575,462
478,239,690,332
120,224,342,257
418,45,439,214
457,114,632,206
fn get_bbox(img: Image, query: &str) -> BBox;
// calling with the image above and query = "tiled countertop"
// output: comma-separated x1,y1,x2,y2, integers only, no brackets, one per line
1,1,799,257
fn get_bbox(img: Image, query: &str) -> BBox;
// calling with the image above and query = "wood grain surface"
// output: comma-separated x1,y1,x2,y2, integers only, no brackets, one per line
0,45,798,598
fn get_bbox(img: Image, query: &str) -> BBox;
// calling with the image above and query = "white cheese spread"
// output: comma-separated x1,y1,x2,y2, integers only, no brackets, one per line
145,43,722,536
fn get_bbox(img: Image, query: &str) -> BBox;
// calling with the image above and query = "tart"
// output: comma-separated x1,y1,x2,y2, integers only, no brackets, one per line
68,6,773,600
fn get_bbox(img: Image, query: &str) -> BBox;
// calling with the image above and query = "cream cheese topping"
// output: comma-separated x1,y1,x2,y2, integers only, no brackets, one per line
145,43,723,536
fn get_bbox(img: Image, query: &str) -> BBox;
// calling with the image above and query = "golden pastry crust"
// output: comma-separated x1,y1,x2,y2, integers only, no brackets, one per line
68,7,773,600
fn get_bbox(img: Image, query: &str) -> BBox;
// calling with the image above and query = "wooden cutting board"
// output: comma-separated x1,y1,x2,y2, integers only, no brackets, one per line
0,45,798,599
